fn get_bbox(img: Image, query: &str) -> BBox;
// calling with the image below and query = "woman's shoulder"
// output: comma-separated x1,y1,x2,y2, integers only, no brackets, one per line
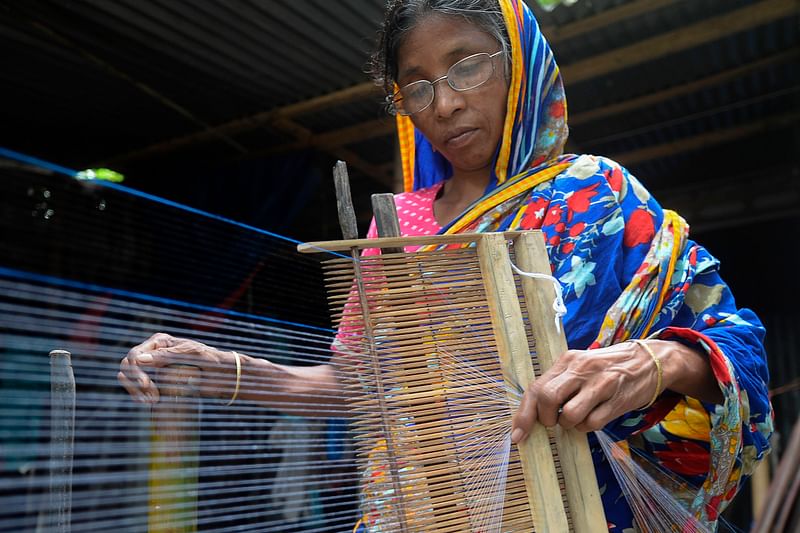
555,154,656,206
393,182,443,208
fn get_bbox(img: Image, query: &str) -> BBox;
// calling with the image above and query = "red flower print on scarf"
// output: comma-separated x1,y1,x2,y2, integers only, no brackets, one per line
521,197,549,228
654,440,709,477
566,182,600,221
623,208,655,247
607,166,624,195
543,204,564,226
569,221,585,237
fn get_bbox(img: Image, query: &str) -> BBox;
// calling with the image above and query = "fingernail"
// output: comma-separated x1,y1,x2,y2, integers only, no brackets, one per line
137,353,153,364
511,428,524,444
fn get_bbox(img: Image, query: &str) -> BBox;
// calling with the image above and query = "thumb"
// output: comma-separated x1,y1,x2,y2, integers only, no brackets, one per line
511,385,539,444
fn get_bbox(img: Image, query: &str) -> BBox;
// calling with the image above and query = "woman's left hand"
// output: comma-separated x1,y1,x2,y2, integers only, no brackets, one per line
511,341,660,442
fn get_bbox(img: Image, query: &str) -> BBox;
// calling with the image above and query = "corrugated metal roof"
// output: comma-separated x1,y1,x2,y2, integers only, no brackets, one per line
0,0,797,201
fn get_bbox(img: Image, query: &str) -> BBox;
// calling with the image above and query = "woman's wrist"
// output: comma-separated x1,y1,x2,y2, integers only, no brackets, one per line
644,339,724,404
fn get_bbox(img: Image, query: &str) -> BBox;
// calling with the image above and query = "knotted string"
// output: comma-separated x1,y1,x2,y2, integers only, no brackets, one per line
509,261,567,332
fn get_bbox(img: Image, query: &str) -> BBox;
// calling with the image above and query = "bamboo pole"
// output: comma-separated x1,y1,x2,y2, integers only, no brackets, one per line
513,232,607,533
477,233,569,531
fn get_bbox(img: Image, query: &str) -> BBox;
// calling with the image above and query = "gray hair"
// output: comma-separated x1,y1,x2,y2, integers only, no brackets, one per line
369,0,509,96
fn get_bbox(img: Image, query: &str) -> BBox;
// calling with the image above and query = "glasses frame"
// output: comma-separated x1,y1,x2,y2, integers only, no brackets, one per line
390,50,505,116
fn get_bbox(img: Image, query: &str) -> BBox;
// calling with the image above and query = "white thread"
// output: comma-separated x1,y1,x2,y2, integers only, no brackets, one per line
509,261,567,332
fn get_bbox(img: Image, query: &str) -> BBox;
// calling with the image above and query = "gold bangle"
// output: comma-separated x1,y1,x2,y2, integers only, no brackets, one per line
632,339,662,409
226,351,241,406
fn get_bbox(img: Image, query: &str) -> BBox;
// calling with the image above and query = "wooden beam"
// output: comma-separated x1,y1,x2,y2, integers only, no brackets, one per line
105,82,380,164
656,170,800,233
609,111,800,166
541,0,683,44
570,49,800,126
257,119,396,156
561,0,799,85
269,117,393,186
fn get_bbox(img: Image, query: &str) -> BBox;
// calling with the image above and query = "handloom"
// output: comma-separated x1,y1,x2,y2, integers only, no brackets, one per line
298,228,605,532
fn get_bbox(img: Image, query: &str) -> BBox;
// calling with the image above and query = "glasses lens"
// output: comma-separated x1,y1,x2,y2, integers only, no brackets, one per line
449,54,494,91
396,81,433,116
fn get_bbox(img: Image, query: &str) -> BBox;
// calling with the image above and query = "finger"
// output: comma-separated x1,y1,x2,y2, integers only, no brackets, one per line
535,371,581,428
117,371,145,402
127,332,174,359
511,385,539,444
117,371,160,403
119,358,161,403
557,385,613,430
138,368,162,403
574,400,619,433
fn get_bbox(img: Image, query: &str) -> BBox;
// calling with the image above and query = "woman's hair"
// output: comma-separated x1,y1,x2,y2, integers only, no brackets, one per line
368,0,509,95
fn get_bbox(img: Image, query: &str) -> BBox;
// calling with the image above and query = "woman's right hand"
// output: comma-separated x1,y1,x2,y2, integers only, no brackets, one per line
118,332,231,403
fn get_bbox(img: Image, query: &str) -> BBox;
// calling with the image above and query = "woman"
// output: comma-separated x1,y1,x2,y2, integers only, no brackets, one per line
119,0,772,530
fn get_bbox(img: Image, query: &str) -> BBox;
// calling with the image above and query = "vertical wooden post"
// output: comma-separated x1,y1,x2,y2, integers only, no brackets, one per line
477,233,569,532
332,161,409,533
371,193,403,246
513,231,606,533
149,364,201,533
48,349,75,533
751,459,770,522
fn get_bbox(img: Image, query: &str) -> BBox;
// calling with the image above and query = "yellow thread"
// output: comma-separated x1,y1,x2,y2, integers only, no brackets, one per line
226,351,241,406
632,339,662,409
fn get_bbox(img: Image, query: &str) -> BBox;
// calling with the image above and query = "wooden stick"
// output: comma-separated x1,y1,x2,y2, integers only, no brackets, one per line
298,231,526,253
333,161,358,241
48,349,75,533
752,417,800,533
477,233,569,531
331,161,409,533
371,193,403,254
513,232,607,533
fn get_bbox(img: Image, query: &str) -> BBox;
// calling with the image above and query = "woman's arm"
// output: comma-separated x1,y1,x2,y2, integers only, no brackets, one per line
118,332,346,417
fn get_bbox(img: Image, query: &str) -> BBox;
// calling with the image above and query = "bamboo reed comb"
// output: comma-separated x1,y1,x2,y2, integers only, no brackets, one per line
298,231,606,532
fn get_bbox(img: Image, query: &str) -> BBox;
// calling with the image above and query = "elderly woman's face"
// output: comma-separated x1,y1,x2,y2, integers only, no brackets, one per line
396,14,508,177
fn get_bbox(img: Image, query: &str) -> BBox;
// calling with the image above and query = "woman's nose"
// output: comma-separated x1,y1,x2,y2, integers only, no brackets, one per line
433,82,465,118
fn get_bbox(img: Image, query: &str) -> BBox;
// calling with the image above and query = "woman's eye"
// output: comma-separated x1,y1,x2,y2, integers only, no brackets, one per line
405,84,429,101
453,61,481,78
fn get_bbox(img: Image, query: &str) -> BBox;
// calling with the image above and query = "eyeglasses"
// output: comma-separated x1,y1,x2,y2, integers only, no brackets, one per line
389,51,504,116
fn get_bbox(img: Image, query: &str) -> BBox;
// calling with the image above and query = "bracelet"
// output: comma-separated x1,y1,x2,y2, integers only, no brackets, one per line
226,351,242,406
632,339,662,409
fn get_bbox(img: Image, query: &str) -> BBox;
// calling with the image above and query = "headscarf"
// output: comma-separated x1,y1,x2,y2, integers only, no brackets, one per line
396,0,568,193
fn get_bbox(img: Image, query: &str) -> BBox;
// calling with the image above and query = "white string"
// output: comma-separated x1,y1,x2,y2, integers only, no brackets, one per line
508,261,567,332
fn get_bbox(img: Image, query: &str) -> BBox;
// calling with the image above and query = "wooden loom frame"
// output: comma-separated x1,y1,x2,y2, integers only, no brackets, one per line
299,231,606,532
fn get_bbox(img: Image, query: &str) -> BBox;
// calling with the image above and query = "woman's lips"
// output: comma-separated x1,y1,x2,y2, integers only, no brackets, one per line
445,128,477,148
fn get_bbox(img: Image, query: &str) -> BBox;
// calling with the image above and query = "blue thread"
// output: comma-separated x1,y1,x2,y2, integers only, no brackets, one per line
0,146,351,259
0,147,79,177
0,266,335,334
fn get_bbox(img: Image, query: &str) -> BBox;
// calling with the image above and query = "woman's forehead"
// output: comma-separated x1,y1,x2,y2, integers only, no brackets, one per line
396,14,500,80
